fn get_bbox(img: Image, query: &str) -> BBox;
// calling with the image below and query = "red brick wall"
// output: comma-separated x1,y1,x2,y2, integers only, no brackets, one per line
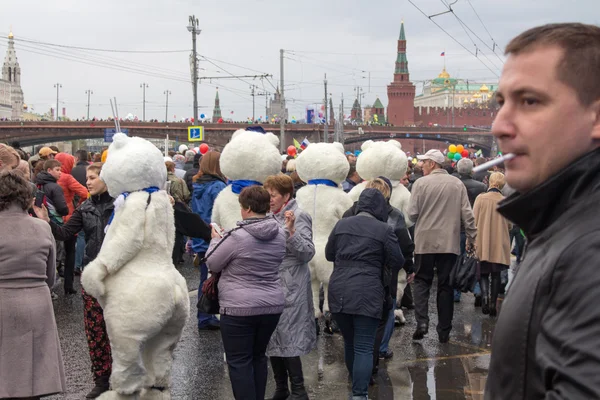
413,106,497,127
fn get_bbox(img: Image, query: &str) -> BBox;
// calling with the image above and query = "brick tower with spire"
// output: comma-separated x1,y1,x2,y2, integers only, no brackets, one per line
387,21,415,126
211,88,222,123
2,28,24,120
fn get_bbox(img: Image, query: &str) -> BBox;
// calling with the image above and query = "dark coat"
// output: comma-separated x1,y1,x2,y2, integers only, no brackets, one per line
184,168,199,193
326,189,404,319
71,161,89,187
35,171,69,217
485,148,600,400
50,191,114,266
458,174,487,207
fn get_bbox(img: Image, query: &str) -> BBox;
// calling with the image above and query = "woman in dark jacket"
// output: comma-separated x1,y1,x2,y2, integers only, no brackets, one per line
191,151,227,330
326,188,404,400
34,162,114,398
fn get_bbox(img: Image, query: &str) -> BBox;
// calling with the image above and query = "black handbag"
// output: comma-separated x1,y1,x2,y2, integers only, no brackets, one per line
450,252,479,293
197,275,220,314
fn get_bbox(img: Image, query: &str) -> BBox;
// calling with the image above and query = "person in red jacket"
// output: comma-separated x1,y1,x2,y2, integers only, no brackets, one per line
55,152,88,294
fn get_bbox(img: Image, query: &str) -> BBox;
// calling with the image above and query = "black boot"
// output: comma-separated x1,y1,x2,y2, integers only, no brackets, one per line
286,356,309,399
480,276,490,315
86,375,110,399
490,272,501,317
268,357,290,400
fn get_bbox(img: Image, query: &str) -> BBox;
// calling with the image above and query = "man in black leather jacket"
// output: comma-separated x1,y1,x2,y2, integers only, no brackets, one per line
485,23,600,400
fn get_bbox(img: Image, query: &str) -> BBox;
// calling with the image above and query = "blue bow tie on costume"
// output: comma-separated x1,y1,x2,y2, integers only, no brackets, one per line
229,180,262,195
106,186,160,230
307,179,338,188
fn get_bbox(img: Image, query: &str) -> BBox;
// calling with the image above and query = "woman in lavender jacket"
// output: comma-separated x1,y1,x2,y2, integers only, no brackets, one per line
206,186,286,400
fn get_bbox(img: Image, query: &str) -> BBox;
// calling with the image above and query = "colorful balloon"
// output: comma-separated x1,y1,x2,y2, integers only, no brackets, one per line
454,153,462,161
461,150,469,158
199,143,209,154
456,145,465,153
287,145,297,157
448,144,457,153
447,152,455,160
200,113,206,119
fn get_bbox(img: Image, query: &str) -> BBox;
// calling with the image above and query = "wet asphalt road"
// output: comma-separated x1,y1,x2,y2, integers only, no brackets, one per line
49,256,496,400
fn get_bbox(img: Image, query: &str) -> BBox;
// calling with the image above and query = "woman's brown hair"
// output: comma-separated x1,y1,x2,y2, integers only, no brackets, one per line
264,174,294,199
238,186,270,215
193,151,224,182
0,170,34,212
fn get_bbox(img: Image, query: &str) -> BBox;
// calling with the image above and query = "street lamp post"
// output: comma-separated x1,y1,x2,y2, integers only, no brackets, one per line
164,90,171,122
54,83,62,121
85,90,93,120
187,16,201,125
140,83,149,121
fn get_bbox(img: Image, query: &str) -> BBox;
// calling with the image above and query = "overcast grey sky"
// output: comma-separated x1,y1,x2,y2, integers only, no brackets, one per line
1,0,598,121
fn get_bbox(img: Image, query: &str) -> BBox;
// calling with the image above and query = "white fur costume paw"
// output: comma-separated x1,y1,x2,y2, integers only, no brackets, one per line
295,142,353,317
82,133,190,397
212,128,281,230
80,259,107,300
348,140,413,227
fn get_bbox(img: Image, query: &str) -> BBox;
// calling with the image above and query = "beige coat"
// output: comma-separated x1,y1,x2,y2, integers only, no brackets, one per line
408,168,477,255
473,190,512,266
0,204,66,397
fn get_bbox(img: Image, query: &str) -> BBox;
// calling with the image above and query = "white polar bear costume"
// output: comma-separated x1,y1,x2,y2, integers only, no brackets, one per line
295,142,353,319
211,128,281,230
348,140,412,324
81,133,190,400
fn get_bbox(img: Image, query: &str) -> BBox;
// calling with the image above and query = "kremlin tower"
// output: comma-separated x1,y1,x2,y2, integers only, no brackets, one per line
387,21,415,126
211,89,222,123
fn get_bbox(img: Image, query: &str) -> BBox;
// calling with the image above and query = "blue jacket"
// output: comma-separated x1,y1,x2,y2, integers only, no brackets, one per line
191,175,227,253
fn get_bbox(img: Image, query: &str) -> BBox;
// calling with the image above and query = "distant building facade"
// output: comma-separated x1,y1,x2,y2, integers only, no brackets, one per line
0,30,24,120
267,87,288,120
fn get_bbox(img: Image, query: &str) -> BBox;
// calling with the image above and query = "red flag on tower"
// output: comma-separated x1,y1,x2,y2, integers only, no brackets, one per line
440,52,445,56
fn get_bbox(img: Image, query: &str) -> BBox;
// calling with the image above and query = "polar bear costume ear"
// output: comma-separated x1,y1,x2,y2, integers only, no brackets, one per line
111,132,129,149
388,140,402,150
333,142,345,154
362,140,374,151
231,129,248,141
264,132,280,148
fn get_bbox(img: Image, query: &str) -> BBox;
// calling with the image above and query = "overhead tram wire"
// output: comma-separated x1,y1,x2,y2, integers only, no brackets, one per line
407,0,499,78
466,0,505,54
447,8,505,65
450,12,502,71
11,42,192,83
10,39,193,80
0,35,189,53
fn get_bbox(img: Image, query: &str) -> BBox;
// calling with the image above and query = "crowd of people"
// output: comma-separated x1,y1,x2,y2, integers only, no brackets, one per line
1,22,599,400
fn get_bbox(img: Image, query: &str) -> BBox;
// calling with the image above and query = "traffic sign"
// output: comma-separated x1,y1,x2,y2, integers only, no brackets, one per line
104,128,128,143
188,126,204,142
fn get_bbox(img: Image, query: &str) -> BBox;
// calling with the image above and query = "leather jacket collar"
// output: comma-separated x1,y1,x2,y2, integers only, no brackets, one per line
498,147,600,239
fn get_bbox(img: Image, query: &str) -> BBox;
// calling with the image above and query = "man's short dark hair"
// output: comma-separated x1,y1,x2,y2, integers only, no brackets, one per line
76,149,88,162
44,159,61,171
239,186,270,214
505,23,600,106
49,145,60,153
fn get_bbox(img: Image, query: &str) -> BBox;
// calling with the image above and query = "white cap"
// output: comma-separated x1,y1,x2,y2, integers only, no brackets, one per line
417,149,445,165
164,156,173,162
178,144,189,153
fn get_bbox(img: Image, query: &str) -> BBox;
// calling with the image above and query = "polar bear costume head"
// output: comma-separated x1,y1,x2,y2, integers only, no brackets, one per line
296,142,349,184
356,140,408,181
100,132,167,198
211,128,282,230
220,129,281,182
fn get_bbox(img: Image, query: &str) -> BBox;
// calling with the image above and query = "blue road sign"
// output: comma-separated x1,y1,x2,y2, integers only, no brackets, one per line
104,128,129,143
188,126,204,141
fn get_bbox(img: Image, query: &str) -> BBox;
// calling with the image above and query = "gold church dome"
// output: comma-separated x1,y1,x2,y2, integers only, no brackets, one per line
479,84,490,93
438,68,450,79
470,98,476,103
23,103,28,109
8,28,13,39
463,99,469,104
